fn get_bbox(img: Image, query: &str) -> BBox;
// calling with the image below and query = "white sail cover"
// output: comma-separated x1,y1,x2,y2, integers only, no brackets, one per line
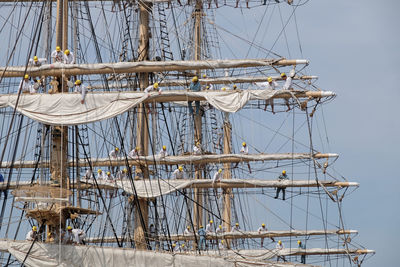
0,90,291,125
0,240,312,267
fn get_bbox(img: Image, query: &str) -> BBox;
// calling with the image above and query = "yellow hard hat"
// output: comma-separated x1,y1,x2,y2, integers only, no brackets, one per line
200,225,203,228
218,169,222,173
278,240,282,244
106,171,111,175
97,169,102,173
282,170,286,175
56,46,61,52
261,223,265,227
222,87,226,91
210,220,213,223
181,244,185,247
32,226,37,231
233,84,237,89
202,74,207,78
172,243,176,247
115,147,119,151
280,73,287,77
219,225,222,229
192,76,198,82
221,240,224,243
178,166,183,171
154,82,159,89
187,226,190,229
123,168,127,173
297,240,301,244
206,86,210,89
242,142,246,147
196,141,200,146
67,226,72,231
48,232,52,236
135,146,140,150
235,223,239,226
75,79,81,85
24,74,29,79
33,56,38,61
267,77,273,83
162,145,166,150
65,49,70,55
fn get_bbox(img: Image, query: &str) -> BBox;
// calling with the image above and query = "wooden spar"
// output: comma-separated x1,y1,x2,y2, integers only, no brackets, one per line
85,229,358,243
134,0,151,250
222,114,232,244
193,0,204,235
1,179,359,192
0,153,338,169
88,75,318,90
0,59,309,78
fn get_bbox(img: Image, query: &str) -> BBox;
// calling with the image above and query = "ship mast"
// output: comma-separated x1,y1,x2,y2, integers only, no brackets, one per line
192,0,204,237
134,0,152,250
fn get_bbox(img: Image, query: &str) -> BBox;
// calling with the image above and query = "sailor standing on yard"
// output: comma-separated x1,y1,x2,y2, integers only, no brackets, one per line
128,147,140,158
144,82,162,94
231,223,240,248
173,166,185,179
97,169,106,181
63,49,75,64
212,169,223,184
51,46,65,63
26,226,38,241
198,226,206,250
276,240,285,261
280,72,293,112
29,56,46,67
19,75,36,94
254,76,278,113
274,170,289,200
298,240,306,264
188,76,201,115
258,223,274,247
73,79,87,104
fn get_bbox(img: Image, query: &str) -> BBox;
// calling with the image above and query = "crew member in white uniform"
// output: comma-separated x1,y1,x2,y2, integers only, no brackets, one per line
212,169,223,184
193,142,202,155
74,79,87,104
71,228,86,244
97,169,106,181
158,145,168,158
173,166,185,179
281,72,293,111
128,147,139,158
64,49,75,64
255,77,278,113
29,56,46,67
144,82,162,94
19,75,36,93
51,46,65,63
26,226,38,241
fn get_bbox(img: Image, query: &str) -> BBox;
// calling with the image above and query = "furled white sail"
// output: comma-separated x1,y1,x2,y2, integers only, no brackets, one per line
0,90,334,126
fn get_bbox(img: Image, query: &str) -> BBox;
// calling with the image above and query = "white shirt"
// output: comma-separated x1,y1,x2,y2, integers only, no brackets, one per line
115,170,127,180
74,84,87,101
64,52,75,64
212,171,222,183
84,169,93,180
216,227,224,234
173,169,185,179
206,223,214,233
128,149,139,158
71,229,86,244
255,81,278,90
240,145,248,154
109,149,118,159
105,174,114,181
97,172,106,180
184,228,192,235
29,58,46,67
258,226,267,233
282,77,293,90
159,149,168,158
144,85,162,93
276,242,284,250
51,50,66,63
19,79,35,93
231,226,240,232
193,145,202,155
26,230,36,241
219,242,225,250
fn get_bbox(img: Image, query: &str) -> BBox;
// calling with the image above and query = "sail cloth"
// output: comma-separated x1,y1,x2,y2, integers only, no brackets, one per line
0,89,332,126
0,240,373,267
0,240,292,267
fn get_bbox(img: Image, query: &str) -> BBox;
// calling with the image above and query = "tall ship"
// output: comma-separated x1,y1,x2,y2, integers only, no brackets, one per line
0,0,374,266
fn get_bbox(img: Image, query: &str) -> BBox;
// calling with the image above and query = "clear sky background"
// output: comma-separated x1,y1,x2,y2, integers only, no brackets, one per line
287,1,400,266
